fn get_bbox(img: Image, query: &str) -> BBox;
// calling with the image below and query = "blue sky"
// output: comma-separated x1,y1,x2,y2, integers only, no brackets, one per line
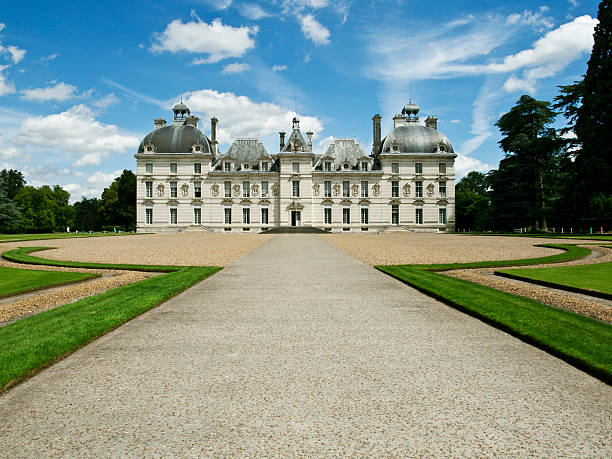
0,0,601,201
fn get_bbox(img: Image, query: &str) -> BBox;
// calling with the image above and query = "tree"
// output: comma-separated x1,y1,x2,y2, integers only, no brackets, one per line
494,95,563,231
100,170,136,231
455,171,490,231
73,197,102,231
0,169,26,200
554,0,612,224
14,186,56,232
0,182,21,233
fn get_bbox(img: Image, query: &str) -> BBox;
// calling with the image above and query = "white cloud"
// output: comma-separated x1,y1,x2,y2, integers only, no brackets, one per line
304,52,311,63
454,154,492,178
101,78,164,107
12,104,139,167
272,64,287,72
0,69,15,96
41,53,59,62
6,45,26,64
20,81,78,102
506,7,554,32
239,3,272,19
0,145,21,159
299,14,330,45
181,89,323,145
151,17,257,63
87,170,122,186
449,119,461,124
460,80,500,156
222,62,251,74
93,93,120,109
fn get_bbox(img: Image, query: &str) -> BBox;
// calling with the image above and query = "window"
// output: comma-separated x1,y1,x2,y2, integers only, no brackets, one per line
170,208,177,224
292,162,300,173
261,162,269,172
194,163,201,174
194,181,201,198
224,162,232,172
261,181,268,197
361,161,368,172
416,208,423,224
392,205,399,225
324,181,332,198
361,207,369,224
415,162,422,174
324,161,332,172
170,163,177,174
439,163,446,174
170,181,177,198
391,162,399,174
224,207,232,224
261,207,269,225
243,164,249,169
361,181,368,198
224,181,231,198
145,181,153,198
194,208,201,225
324,207,332,224
243,181,250,198
243,207,250,224
391,181,399,198
343,207,350,224
343,181,350,198
439,207,447,224
415,181,423,198
439,181,446,198
145,208,152,224
145,163,153,174
292,180,300,197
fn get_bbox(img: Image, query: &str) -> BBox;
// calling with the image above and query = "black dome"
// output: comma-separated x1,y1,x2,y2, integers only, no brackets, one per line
381,124,454,154
138,124,212,154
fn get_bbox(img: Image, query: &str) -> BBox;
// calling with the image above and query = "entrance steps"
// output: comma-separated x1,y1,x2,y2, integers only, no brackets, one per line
261,226,330,234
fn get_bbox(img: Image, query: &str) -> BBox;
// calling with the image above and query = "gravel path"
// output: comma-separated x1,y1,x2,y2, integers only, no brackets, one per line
1,235,610,456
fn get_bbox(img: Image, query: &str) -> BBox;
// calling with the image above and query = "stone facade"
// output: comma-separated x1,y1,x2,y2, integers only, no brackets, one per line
135,102,456,233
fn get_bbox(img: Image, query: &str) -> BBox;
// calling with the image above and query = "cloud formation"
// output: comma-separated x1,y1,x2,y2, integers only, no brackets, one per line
299,14,330,45
20,81,77,102
222,62,251,74
239,3,272,19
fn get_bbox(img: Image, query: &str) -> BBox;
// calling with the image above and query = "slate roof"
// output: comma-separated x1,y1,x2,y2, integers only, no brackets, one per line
316,139,369,170
380,124,454,154
138,123,212,154
215,138,273,171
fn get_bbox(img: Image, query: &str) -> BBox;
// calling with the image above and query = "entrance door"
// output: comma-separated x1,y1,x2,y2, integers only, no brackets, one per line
291,211,301,226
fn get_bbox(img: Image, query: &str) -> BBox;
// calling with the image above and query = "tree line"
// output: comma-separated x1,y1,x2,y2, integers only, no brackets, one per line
0,169,136,233
456,0,611,233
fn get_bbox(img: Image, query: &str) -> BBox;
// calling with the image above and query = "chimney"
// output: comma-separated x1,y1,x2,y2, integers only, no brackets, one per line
154,118,167,129
210,117,218,153
306,131,313,149
185,115,199,128
393,114,406,129
425,116,438,130
372,114,381,155
279,132,286,150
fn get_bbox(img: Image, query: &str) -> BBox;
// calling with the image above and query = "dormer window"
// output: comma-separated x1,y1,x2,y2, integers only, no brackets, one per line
244,164,250,170
224,162,232,172
392,145,399,152
361,161,368,171
324,161,332,172
261,161,269,172
144,143,155,153
343,163,350,170
194,145,201,152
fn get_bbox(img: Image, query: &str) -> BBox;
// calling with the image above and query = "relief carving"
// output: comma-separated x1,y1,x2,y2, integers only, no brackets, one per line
211,183,219,197
332,183,341,197
402,183,411,197
251,183,259,197
156,184,165,197
181,183,189,197
426,183,435,197
232,184,241,197
351,184,359,197
372,183,380,197
312,183,320,197
271,183,279,197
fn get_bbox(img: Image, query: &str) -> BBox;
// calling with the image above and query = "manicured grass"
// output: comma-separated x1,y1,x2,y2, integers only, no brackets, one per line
376,244,612,383
0,247,221,392
0,266,97,298
459,232,612,241
0,232,143,243
497,262,612,299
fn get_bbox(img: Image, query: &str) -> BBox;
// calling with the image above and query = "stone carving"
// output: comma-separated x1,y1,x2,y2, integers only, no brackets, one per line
351,183,359,197
156,184,164,197
312,183,320,197
402,183,411,197
232,184,241,197
211,183,219,197
372,183,380,197
181,183,189,197
271,183,279,197
251,183,259,197
332,183,341,197
426,183,435,197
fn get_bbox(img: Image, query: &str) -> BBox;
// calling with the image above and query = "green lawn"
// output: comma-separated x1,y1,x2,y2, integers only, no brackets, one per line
497,262,612,298
376,244,612,384
0,232,143,243
459,232,612,241
0,247,220,392
0,266,97,297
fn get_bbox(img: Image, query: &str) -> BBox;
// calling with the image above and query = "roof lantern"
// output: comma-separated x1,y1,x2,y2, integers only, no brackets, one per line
172,99,190,122
292,117,300,129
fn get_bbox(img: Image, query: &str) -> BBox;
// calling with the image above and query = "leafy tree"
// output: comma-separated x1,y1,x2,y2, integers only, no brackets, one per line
494,95,563,231
51,185,73,231
100,170,136,231
0,169,26,200
73,197,102,231
455,171,490,231
0,183,21,233
14,186,57,233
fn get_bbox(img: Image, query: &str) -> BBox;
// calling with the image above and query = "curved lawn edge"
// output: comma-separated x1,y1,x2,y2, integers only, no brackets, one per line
494,270,612,301
0,249,221,393
0,269,99,299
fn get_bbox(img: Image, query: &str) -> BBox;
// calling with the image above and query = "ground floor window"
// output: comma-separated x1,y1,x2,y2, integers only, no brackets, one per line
392,204,399,225
194,207,201,225
170,208,177,224
416,207,423,224
439,207,447,224
324,207,332,224
361,207,369,224
243,207,250,224
224,207,232,224
343,207,350,224
261,207,269,224
145,208,152,224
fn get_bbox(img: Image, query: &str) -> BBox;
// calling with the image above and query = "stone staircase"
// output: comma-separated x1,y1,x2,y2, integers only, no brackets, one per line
261,226,331,234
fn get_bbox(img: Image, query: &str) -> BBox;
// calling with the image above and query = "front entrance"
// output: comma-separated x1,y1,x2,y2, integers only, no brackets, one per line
291,210,301,227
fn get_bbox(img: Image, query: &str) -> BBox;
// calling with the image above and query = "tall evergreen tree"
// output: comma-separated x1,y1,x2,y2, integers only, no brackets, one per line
455,171,490,231
100,170,136,231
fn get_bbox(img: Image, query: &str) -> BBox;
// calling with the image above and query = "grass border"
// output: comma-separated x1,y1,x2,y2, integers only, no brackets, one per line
0,267,99,299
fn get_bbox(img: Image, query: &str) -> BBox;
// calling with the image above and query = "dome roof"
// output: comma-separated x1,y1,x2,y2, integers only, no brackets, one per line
381,124,454,154
138,123,212,154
